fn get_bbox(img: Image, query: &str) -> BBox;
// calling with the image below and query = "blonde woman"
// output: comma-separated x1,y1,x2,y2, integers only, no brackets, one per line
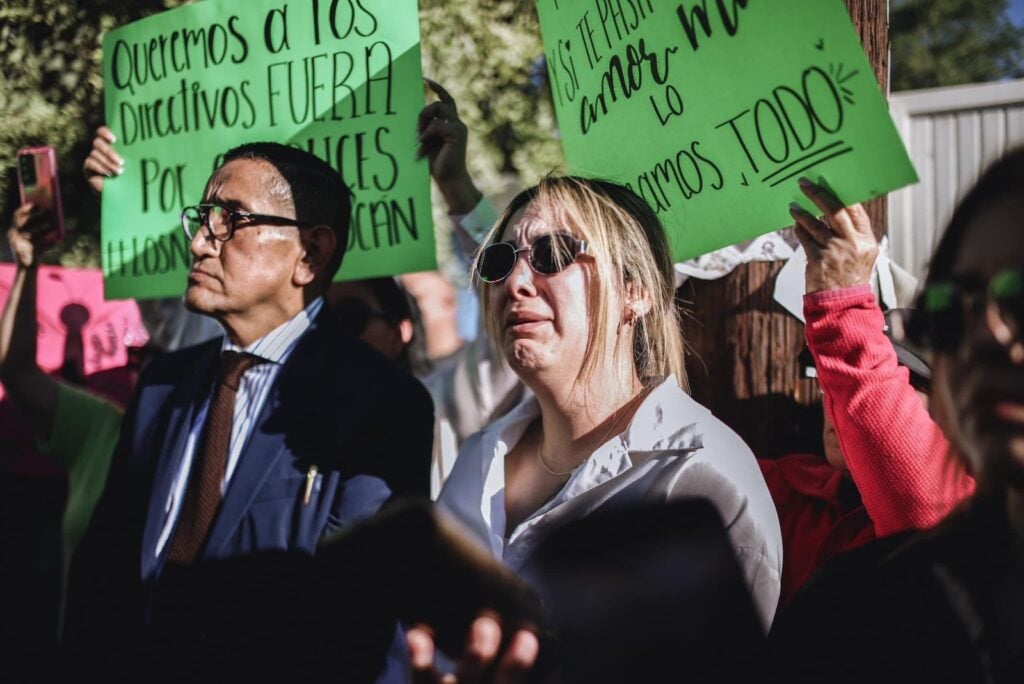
435,176,782,631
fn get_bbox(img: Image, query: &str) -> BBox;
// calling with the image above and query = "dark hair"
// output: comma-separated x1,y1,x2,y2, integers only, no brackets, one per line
925,146,1024,285
221,142,352,284
362,277,430,375
363,277,413,322
329,277,431,375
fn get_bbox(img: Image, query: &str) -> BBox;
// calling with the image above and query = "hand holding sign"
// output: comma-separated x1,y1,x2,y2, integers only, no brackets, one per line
83,126,123,195
789,177,878,294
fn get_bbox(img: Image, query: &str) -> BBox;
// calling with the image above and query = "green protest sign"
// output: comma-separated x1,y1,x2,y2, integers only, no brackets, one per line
101,0,434,300
535,0,917,261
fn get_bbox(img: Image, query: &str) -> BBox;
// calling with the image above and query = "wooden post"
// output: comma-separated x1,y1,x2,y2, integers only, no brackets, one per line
843,0,890,239
681,1,889,458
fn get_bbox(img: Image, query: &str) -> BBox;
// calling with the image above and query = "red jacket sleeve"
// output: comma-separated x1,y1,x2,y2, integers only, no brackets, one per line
804,285,974,536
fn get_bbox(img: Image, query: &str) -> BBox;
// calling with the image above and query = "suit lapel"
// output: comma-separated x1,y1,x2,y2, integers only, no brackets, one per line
140,341,219,579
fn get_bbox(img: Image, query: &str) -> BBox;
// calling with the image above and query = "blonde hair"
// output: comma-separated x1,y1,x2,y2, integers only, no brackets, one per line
476,176,687,390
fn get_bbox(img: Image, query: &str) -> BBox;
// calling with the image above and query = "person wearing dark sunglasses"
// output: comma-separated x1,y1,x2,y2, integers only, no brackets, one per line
410,175,783,678
907,267,1024,358
758,178,975,609
474,232,590,284
770,148,1024,682
907,149,1024,492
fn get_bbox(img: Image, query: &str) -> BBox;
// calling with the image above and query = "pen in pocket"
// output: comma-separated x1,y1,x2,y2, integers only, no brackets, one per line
303,465,319,506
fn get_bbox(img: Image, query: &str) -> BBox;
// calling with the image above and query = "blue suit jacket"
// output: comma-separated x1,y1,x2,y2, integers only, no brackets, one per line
65,311,434,657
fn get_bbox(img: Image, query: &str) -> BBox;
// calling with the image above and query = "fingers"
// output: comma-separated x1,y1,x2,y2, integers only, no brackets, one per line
12,202,36,230
790,182,880,291
797,176,844,215
12,202,50,237
88,136,124,175
792,222,823,261
8,203,46,268
454,614,503,681
494,629,540,684
417,116,462,143
797,177,876,241
424,78,457,109
417,117,467,160
797,176,855,240
408,615,540,684
83,156,117,182
417,99,459,135
408,626,442,684
844,201,875,238
789,202,831,248
96,125,116,144
84,127,124,194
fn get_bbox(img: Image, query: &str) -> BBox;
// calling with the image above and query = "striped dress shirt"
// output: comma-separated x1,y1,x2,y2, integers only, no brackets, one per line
154,297,325,557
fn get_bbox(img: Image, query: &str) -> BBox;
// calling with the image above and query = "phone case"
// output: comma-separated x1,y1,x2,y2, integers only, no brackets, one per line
16,145,66,246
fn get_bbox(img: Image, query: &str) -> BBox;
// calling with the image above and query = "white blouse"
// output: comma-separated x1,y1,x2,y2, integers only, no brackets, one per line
437,375,783,627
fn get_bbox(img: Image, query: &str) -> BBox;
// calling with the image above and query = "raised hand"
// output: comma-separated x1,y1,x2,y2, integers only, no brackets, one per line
789,177,878,293
417,79,481,214
7,202,51,269
82,126,123,194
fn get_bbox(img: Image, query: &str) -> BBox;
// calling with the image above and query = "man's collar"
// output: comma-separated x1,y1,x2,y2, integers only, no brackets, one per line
221,296,324,364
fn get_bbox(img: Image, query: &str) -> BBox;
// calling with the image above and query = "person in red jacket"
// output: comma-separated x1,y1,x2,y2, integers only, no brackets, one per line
761,178,976,605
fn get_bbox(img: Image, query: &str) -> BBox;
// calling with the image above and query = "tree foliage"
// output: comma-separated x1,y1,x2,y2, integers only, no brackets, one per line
891,0,1024,91
0,0,558,270
419,0,560,277
0,0,188,266
4,0,1020,267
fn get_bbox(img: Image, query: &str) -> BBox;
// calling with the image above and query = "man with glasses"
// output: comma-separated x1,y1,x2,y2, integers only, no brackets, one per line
65,142,435,677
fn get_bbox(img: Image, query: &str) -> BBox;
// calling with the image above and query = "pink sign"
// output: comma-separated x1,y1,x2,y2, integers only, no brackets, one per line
0,264,148,402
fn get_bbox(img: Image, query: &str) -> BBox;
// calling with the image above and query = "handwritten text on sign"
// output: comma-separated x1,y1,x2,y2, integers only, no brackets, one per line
101,0,434,299
535,0,917,261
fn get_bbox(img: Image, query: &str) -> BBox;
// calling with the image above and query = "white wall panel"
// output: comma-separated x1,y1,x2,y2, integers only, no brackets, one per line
888,79,1024,280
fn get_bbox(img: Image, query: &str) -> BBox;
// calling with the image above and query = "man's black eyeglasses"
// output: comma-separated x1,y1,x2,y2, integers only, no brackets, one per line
181,203,315,243
905,268,1024,353
476,233,589,284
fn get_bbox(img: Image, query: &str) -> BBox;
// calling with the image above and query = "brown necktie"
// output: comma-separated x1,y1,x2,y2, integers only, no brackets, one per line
166,350,266,564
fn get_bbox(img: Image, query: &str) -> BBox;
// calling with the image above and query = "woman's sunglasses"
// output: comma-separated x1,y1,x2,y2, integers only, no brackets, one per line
476,233,589,284
905,268,1024,353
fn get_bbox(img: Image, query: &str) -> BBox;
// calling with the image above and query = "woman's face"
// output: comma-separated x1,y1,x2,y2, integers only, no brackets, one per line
932,197,1024,487
487,200,611,386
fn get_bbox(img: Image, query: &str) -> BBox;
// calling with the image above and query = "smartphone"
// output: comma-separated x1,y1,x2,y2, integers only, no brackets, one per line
16,145,65,247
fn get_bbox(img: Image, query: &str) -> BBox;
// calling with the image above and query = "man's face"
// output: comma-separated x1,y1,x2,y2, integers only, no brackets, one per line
184,159,304,322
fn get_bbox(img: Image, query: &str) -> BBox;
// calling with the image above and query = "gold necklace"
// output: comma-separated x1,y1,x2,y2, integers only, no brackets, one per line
536,436,581,477
535,394,638,477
